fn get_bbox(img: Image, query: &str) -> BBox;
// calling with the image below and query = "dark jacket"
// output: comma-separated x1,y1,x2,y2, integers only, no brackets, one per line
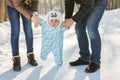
6,0,38,19
65,0,95,22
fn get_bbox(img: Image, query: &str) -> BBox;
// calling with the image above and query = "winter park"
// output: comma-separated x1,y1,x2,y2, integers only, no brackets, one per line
0,0,120,80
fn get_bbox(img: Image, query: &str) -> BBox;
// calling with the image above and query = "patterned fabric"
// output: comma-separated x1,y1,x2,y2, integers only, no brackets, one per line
40,19,66,66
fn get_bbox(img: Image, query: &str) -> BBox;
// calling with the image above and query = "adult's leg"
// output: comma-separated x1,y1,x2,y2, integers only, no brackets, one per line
22,15,38,66
21,15,33,53
85,0,108,73
87,0,108,65
7,6,21,71
69,15,90,66
75,15,90,62
7,6,20,56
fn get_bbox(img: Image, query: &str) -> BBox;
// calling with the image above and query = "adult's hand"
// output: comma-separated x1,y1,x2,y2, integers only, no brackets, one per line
62,18,74,29
31,14,40,28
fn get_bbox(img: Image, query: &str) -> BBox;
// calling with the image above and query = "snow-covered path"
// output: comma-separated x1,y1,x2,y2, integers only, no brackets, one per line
0,9,120,80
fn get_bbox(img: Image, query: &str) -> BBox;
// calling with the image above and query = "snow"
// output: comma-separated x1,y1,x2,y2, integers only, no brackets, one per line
0,9,120,80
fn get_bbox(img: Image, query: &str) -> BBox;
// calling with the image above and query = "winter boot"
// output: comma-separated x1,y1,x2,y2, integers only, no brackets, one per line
69,57,90,66
27,52,38,66
13,56,21,71
85,62,100,73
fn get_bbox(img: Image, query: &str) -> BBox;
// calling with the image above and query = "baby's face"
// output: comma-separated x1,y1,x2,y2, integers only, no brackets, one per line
49,19,60,28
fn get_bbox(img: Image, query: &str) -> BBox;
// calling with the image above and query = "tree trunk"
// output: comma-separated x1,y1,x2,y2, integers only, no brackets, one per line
107,0,120,10
0,0,8,23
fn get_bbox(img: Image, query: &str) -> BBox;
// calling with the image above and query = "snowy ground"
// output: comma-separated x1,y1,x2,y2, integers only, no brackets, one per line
0,9,120,80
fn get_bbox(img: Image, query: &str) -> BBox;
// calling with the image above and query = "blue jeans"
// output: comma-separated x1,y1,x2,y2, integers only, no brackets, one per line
7,6,33,56
75,0,108,65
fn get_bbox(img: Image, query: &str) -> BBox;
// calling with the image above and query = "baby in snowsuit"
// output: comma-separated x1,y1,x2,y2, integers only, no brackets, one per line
35,9,66,66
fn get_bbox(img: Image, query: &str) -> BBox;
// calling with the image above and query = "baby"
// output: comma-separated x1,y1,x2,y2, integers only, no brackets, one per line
34,9,66,66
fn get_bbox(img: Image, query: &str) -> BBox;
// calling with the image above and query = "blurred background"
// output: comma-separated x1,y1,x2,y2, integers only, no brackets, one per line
0,0,120,23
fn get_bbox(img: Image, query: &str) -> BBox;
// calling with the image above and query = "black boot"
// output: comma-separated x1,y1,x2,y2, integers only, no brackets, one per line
27,53,38,66
85,62,100,73
13,56,21,71
69,58,89,66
